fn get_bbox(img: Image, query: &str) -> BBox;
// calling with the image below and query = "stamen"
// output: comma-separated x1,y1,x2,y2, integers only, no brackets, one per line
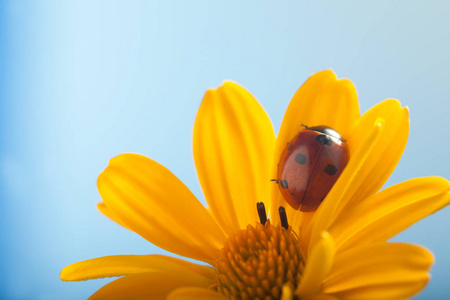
214,221,305,299
279,206,289,229
257,202,267,225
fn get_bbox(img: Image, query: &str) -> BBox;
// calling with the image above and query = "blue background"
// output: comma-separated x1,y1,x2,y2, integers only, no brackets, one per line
2,1,450,299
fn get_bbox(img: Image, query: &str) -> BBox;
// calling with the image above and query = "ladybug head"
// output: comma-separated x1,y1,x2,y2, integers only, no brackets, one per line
306,125,345,142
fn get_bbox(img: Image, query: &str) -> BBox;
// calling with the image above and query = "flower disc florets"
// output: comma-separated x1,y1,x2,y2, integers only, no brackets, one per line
215,220,304,300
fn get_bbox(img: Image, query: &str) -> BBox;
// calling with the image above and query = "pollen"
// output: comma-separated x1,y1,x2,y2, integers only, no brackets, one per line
214,220,305,300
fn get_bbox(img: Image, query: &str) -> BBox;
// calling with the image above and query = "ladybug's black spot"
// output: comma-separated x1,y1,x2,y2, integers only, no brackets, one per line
295,153,307,165
287,143,293,151
280,179,289,189
315,134,333,146
324,164,338,175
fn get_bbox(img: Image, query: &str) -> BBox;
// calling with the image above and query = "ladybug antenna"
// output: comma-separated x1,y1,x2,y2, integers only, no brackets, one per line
257,202,267,225
279,206,289,229
301,124,309,129
270,179,278,184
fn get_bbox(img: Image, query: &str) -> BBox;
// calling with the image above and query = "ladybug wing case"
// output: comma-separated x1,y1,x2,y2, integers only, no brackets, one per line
277,131,322,210
302,138,349,211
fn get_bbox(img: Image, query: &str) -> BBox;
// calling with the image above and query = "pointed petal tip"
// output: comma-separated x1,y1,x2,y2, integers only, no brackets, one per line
424,176,450,190
315,69,336,77
205,80,243,94
107,153,144,164
372,99,404,113
376,99,409,120
441,178,450,190
98,153,146,181
310,69,356,85
96,202,114,220
221,81,250,95
404,105,410,113
419,245,435,266
222,80,240,87
335,77,356,88
305,70,337,84
401,106,410,122
60,267,69,281
97,202,105,211
60,264,84,282
106,153,126,165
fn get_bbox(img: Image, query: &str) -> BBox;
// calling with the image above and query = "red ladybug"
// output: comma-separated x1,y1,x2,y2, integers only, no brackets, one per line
277,125,349,212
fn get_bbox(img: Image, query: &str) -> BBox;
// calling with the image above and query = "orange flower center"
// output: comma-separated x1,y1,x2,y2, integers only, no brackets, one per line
214,220,304,299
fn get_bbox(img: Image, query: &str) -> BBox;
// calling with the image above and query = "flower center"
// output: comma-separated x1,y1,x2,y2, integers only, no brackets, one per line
214,220,304,300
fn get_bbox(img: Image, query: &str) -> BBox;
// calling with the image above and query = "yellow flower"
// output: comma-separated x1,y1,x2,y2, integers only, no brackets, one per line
61,70,450,300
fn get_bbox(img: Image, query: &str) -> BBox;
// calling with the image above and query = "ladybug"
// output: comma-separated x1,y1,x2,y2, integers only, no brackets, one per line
276,125,349,212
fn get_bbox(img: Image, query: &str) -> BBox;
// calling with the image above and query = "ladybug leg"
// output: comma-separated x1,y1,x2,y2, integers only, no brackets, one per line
278,206,289,230
256,202,267,225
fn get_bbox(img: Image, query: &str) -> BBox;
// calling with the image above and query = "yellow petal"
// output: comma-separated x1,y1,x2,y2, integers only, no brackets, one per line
61,254,214,281
341,100,409,210
308,100,409,251
97,153,226,263
193,81,275,233
307,118,384,251
296,231,335,298
329,177,450,252
89,272,212,300
276,70,360,153
323,243,433,300
271,70,360,227
168,287,227,300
